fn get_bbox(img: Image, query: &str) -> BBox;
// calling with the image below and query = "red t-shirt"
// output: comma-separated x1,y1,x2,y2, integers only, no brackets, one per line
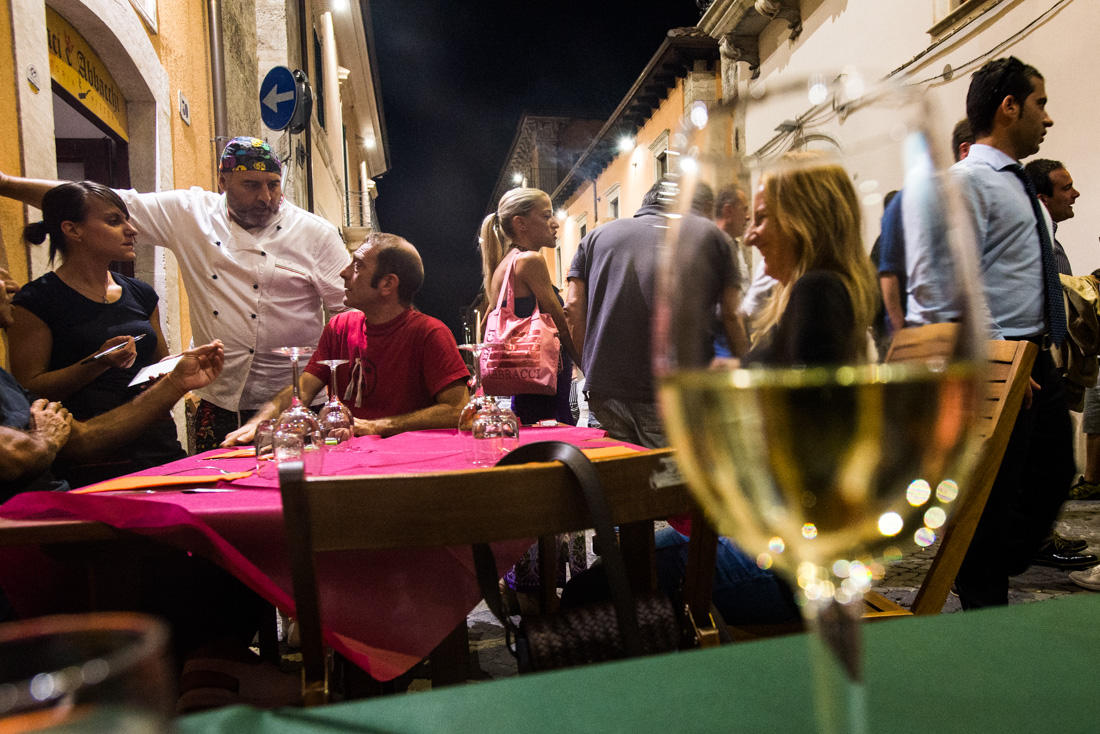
304,309,469,420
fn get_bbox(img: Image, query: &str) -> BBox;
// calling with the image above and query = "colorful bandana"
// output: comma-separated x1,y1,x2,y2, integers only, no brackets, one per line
219,137,282,175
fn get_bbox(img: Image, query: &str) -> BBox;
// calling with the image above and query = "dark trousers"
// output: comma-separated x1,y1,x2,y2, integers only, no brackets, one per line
193,400,258,453
956,348,1074,608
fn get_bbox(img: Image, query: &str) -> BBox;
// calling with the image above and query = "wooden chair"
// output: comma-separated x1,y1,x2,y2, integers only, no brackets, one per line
863,325,1038,616
278,447,719,706
731,326,1038,638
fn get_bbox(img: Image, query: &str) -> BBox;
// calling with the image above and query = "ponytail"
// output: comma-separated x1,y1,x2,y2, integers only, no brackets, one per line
479,212,507,307
479,187,549,307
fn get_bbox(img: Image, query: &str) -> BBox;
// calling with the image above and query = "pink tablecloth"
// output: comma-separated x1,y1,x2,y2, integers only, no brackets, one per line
0,426,627,681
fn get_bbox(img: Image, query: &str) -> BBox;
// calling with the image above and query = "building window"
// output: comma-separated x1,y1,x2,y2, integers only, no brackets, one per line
554,246,564,288
604,183,621,220
650,130,670,180
576,213,588,240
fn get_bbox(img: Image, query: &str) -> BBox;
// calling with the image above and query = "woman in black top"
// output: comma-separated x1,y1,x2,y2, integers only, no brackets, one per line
743,152,878,366
11,182,184,485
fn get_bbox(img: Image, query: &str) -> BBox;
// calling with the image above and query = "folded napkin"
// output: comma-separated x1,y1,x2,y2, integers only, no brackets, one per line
205,448,256,459
581,446,640,460
71,471,253,494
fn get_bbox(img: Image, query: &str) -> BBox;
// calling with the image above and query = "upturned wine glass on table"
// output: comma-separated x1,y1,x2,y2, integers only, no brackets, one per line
271,347,322,472
317,358,353,447
653,73,987,733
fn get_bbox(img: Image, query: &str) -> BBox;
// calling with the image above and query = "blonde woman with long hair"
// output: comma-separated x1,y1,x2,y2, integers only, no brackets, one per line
479,187,582,424
479,187,585,611
743,152,878,365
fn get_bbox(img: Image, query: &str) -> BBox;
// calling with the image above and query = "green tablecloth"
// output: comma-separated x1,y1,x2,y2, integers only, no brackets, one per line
178,594,1100,733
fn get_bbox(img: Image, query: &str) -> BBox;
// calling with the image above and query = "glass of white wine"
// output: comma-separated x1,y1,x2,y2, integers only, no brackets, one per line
653,73,987,733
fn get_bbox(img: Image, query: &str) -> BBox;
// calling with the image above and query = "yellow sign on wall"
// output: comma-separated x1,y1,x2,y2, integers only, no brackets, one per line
45,7,128,141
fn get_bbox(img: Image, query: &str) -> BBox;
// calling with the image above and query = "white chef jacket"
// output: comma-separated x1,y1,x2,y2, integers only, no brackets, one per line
118,187,350,411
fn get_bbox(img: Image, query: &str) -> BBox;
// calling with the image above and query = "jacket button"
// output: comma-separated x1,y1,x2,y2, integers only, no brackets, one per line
212,274,218,279
251,314,257,319
249,348,255,354
213,311,218,316
253,284,259,289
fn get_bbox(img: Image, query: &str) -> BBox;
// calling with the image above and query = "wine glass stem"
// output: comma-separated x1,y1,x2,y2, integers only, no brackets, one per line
291,355,302,406
805,595,866,734
330,370,339,401
471,346,484,397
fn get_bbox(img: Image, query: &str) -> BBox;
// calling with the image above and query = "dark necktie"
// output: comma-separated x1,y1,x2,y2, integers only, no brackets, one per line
1012,165,1067,346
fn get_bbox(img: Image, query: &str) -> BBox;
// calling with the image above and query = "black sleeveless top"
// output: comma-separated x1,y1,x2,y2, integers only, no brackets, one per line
12,272,184,486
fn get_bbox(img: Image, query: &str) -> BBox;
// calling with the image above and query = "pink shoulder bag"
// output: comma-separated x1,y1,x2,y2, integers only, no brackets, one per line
480,256,560,396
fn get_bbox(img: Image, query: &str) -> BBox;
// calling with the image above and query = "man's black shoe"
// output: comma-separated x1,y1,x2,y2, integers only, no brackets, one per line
1032,548,1099,570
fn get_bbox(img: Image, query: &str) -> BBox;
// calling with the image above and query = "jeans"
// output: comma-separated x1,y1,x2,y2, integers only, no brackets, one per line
654,527,800,626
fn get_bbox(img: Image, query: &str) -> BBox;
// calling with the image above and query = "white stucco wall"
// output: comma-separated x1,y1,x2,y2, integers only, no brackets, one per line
744,0,1099,271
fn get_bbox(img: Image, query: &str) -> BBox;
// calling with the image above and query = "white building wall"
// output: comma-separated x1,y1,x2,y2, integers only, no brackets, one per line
743,0,1099,271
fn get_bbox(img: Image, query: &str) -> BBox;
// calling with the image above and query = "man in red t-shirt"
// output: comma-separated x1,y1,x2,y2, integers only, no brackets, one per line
224,234,469,443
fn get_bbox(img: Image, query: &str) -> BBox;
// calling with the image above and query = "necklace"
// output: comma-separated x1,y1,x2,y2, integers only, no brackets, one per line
62,275,112,304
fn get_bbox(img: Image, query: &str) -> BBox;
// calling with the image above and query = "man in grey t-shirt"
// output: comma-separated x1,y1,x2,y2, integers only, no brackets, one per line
564,178,743,447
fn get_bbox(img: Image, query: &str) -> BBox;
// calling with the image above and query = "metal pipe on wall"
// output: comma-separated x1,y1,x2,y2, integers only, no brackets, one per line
298,0,315,212
207,0,229,160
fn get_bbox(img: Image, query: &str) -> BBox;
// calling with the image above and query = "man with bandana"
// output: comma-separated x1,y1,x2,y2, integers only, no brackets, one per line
0,137,350,449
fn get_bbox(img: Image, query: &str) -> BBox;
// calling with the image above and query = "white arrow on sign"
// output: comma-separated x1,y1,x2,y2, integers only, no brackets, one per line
262,86,295,112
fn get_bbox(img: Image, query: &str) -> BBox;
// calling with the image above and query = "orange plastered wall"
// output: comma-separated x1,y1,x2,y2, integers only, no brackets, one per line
0,0,23,368
557,79,691,287
148,3,217,351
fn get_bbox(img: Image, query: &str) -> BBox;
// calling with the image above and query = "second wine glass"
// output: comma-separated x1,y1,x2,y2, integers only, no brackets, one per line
317,359,353,447
271,347,322,470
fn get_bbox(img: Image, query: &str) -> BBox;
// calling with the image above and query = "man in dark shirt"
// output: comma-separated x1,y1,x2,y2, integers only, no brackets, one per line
0,265,225,501
564,178,744,448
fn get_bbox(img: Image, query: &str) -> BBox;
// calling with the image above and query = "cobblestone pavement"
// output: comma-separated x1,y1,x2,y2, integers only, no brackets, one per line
435,499,1100,688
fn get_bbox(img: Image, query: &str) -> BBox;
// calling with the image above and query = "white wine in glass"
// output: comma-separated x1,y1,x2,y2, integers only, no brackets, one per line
653,73,987,733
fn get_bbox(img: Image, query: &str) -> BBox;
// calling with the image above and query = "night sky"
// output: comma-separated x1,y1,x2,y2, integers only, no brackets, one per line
368,0,704,336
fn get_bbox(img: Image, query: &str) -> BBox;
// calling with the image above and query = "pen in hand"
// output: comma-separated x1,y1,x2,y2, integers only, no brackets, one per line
80,334,146,365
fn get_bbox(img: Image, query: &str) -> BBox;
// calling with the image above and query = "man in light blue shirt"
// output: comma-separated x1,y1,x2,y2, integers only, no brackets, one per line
952,57,1089,610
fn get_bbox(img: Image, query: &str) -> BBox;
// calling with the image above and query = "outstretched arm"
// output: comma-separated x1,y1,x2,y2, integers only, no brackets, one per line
0,171,65,208
354,380,469,438
62,341,225,461
221,372,326,446
10,306,141,401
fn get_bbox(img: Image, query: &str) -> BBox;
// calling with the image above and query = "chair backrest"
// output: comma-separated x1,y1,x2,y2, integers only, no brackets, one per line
278,447,712,705
884,325,1038,615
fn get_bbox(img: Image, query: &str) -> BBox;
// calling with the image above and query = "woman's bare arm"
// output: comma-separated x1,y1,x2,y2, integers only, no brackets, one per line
9,306,137,401
513,252,583,366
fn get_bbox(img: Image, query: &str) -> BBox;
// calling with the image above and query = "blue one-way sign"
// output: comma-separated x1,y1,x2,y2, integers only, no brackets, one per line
260,66,298,131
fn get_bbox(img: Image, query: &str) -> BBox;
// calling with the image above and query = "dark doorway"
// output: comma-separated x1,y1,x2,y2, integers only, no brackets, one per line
52,84,133,277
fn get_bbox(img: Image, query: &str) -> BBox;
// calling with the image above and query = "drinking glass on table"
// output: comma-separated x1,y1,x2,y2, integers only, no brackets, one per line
457,342,511,465
316,359,354,448
254,419,276,469
470,397,520,466
653,73,986,733
0,613,173,732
